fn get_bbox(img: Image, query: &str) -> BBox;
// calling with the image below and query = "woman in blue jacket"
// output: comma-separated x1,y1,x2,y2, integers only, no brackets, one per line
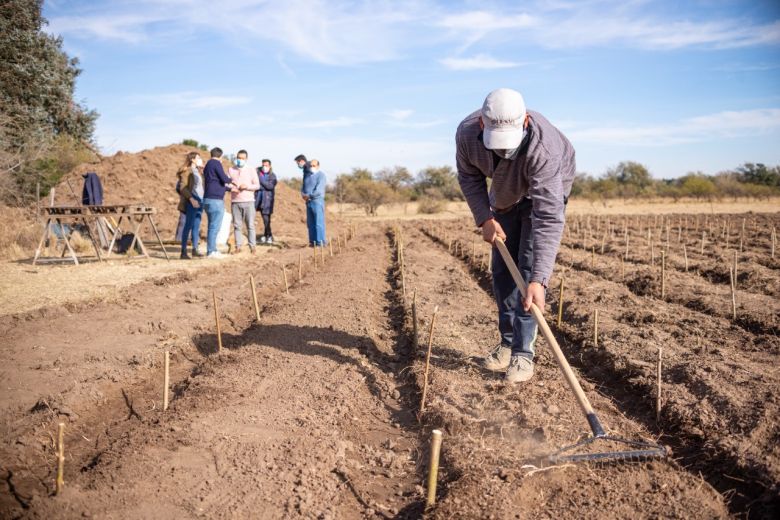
255,158,278,244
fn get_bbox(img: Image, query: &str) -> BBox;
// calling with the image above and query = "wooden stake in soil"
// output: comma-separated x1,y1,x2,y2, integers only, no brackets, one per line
426,429,443,507
249,274,261,322
282,266,290,295
212,291,223,352
411,289,419,351
701,231,706,256
329,239,333,257
298,252,303,281
419,306,439,418
313,246,318,267
729,266,737,320
593,309,599,348
772,226,776,260
320,244,325,264
660,250,666,300
163,351,170,411
56,422,65,495
683,243,688,272
556,276,565,328
733,250,738,289
621,255,626,280
656,347,662,423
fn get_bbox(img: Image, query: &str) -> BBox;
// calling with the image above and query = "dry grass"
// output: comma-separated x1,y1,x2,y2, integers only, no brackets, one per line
0,205,40,260
0,247,274,317
337,197,780,221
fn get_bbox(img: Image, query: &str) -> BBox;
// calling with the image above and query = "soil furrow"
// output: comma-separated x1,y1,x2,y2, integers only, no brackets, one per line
420,223,780,518
397,223,729,519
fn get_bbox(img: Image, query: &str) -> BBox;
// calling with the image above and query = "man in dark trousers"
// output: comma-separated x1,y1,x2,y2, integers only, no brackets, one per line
255,158,278,244
457,88,576,383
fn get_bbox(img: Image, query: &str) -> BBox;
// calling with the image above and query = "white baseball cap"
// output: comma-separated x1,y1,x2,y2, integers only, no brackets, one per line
481,88,526,150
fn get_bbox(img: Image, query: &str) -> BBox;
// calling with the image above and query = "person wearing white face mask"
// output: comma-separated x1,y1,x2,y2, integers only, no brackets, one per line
255,158,278,244
227,149,260,253
456,88,576,383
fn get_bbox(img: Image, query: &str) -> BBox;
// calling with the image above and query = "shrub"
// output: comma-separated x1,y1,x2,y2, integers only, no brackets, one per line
182,138,199,147
417,197,446,214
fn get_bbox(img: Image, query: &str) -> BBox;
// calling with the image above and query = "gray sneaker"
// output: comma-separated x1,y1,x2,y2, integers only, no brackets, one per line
505,355,534,383
483,344,512,372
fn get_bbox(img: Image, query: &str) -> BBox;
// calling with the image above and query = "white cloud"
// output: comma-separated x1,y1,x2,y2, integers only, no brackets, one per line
47,0,433,65
389,109,414,121
568,108,780,146
438,11,536,31
540,18,780,50
46,13,163,44
297,117,362,129
440,54,525,71
130,92,253,112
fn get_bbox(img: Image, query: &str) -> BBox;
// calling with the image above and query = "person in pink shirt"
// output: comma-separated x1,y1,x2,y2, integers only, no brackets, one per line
227,149,260,253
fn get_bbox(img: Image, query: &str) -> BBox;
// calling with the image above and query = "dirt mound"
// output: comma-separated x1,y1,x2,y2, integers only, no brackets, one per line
54,144,309,239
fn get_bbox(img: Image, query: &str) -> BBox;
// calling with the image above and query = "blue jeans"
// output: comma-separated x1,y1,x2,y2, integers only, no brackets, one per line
203,198,224,254
491,198,539,360
306,198,326,245
181,201,203,254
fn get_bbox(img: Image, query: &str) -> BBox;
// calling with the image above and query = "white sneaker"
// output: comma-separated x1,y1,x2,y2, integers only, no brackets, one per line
207,251,223,259
259,236,267,244
483,344,512,372
505,355,534,383
266,236,274,244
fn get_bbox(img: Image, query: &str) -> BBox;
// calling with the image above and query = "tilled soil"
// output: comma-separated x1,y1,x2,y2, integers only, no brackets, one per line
394,224,729,519
2,212,775,518
427,217,780,518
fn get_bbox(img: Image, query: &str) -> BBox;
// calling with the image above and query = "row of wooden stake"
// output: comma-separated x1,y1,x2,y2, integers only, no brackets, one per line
392,227,443,507
53,224,359,496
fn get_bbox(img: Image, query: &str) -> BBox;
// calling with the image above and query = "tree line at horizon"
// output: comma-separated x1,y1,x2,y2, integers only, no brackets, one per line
281,160,780,215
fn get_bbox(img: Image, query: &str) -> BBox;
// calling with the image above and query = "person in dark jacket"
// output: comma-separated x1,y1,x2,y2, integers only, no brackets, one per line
255,158,278,244
202,147,235,258
82,172,103,205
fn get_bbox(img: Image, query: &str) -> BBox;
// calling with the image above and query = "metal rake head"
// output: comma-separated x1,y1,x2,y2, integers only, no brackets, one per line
549,434,670,464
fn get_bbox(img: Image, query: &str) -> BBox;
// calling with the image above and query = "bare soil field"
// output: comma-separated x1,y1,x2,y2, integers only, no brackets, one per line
1,200,778,518
426,211,779,517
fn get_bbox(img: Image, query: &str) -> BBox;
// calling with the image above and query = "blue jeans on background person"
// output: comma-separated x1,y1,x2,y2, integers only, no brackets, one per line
306,198,327,245
203,198,224,254
491,198,539,360
181,201,203,254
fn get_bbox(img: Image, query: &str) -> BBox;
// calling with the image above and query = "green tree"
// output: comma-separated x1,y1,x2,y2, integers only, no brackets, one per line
678,172,716,200
0,0,98,203
735,162,780,187
605,161,654,198
346,177,397,215
414,165,463,200
376,166,413,193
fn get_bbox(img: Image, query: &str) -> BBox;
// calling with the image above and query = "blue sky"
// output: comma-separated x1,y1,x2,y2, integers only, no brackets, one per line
44,0,780,180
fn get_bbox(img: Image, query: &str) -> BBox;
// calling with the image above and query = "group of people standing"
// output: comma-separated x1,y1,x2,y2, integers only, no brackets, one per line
175,149,327,258
175,147,277,258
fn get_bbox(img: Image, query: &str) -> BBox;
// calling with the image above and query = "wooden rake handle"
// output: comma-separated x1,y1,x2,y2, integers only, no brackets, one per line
494,238,605,436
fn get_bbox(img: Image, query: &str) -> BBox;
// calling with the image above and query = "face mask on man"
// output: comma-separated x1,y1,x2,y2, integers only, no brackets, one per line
261,166,270,173
297,162,305,170
235,158,246,168
494,146,520,160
